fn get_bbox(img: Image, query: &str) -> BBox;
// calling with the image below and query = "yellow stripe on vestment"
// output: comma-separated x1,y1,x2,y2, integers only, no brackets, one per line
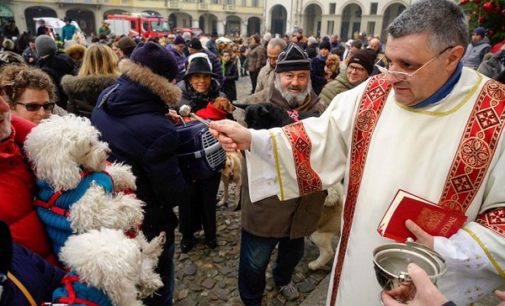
463,227,505,278
269,129,285,201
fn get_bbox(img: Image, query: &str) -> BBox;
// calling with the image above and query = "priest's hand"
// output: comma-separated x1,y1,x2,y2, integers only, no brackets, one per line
209,119,252,152
381,263,448,306
405,219,434,249
496,290,505,306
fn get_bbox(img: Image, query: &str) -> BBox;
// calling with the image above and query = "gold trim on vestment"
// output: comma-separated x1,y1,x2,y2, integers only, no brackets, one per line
269,129,285,201
463,227,505,278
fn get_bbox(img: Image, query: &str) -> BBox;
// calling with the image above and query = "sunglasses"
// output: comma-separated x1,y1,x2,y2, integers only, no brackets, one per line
16,102,55,112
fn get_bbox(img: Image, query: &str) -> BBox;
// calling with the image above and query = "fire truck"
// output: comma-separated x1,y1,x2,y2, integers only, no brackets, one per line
106,13,170,38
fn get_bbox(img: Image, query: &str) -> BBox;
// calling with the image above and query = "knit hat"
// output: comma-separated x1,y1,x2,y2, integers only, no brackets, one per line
130,42,178,81
188,38,203,50
319,41,331,51
174,35,185,45
117,36,136,57
348,50,374,75
184,56,217,80
473,27,486,38
275,43,311,73
35,35,57,58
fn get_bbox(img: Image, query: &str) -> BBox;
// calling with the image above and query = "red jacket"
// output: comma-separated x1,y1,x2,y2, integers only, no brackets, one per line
0,115,57,265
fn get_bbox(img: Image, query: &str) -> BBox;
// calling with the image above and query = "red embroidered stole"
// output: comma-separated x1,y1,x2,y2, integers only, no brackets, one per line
439,81,505,237
330,75,392,305
282,123,323,196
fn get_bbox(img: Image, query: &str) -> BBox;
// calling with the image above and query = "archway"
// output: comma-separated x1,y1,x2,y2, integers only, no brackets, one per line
66,8,96,35
303,3,322,37
247,17,260,36
381,3,406,40
24,6,57,35
103,9,129,21
199,13,217,34
340,3,362,41
270,5,287,36
225,15,241,35
169,12,192,29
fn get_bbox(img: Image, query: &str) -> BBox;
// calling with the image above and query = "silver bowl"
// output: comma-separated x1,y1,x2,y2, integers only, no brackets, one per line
373,239,447,293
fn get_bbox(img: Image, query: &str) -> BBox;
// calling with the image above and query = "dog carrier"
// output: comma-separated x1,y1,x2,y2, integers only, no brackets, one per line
177,120,226,180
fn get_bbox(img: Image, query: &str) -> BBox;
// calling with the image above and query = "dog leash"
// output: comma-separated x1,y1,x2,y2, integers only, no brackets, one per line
56,275,100,306
7,272,37,306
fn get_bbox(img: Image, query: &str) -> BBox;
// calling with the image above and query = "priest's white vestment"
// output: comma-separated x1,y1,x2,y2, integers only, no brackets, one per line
246,68,505,305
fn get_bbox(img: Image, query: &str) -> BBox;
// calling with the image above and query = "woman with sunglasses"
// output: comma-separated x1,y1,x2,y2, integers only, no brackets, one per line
0,64,60,124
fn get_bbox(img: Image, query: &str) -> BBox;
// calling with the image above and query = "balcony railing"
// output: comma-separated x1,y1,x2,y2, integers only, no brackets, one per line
198,2,208,10
225,4,235,11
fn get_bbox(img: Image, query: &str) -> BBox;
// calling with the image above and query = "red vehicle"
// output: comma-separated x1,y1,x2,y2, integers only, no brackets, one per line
107,14,170,38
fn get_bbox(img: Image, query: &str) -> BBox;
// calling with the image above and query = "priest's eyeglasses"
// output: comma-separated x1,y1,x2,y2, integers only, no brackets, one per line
376,46,454,81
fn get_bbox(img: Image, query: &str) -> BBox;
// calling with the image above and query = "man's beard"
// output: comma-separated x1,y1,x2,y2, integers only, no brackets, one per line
0,111,11,141
274,76,312,108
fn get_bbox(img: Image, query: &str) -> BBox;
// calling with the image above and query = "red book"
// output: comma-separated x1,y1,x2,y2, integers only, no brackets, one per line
377,190,468,242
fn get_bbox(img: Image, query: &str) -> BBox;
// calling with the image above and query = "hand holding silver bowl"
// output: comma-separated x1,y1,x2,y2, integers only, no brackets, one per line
373,238,446,302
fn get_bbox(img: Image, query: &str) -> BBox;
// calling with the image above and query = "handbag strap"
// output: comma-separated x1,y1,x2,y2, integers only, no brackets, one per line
7,272,36,306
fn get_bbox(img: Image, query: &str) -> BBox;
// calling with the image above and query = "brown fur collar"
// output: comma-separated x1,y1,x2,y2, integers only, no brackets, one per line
119,59,181,106
61,74,118,95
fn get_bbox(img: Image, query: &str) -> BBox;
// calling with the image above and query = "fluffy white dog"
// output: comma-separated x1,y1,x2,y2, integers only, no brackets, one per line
24,115,144,255
53,228,166,306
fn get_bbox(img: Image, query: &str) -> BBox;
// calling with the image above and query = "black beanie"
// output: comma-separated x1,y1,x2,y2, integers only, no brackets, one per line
319,41,331,51
275,44,311,73
130,42,178,81
348,51,374,75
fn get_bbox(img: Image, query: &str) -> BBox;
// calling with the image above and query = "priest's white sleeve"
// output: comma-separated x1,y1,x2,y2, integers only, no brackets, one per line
246,129,280,202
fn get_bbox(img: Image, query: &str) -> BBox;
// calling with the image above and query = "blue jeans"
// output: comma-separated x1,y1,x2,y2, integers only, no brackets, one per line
238,229,305,306
144,242,175,306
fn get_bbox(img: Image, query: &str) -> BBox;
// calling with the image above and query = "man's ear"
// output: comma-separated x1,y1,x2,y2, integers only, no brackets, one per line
446,45,465,71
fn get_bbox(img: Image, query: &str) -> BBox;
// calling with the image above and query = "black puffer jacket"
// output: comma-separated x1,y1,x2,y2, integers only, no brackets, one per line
61,74,118,118
91,59,185,245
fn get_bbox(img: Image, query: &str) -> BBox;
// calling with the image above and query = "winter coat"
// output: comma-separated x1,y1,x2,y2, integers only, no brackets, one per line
38,53,76,109
221,60,238,101
243,84,326,115
255,64,275,94
478,50,505,81
61,74,118,118
0,244,65,306
91,59,185,245
0,115,56,265
247,43,266,73
463,38,491,69
167,45,187,82
318,69,355,108
310,55,327,95
177,78,227,115
239,93,326,238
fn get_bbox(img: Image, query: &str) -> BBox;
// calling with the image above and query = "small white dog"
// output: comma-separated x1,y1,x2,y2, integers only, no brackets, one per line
52,228,166,306
24,115,144,255
308,182,344,270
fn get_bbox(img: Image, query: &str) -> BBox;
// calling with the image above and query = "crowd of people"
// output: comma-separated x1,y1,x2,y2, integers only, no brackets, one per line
1,0,505,304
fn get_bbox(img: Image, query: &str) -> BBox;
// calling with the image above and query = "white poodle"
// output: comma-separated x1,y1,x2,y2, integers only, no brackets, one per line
53,228,166,306
24,115,144,255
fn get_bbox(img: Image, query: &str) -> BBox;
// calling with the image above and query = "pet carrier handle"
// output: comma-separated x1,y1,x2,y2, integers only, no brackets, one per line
178,141,223,159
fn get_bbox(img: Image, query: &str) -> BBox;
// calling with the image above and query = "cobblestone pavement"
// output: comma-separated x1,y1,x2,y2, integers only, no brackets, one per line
172,75,333,305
